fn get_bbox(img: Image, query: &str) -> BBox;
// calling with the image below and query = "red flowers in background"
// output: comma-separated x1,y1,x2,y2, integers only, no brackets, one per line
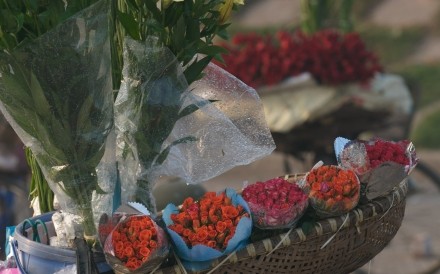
305,165,360,216
219,30,382,88
168,191,249,251
242,178,308,229
111,216,160,270
365,139,410,168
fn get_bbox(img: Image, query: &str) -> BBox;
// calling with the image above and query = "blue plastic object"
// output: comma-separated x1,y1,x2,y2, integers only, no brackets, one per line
12,212,111,274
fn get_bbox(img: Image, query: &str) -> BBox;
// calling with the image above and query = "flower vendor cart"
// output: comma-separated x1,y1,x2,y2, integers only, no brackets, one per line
0,1,414,274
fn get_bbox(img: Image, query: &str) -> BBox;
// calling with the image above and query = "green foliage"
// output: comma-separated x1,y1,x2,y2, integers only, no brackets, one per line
396,64,440,108
412,110,440,149
114,0,235,86
300,0,354,34
26,147,54,213
358,27,424,67
0,0,99,51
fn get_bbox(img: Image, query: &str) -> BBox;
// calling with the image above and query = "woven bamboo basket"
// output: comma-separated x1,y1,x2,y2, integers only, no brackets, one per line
156,175,408,274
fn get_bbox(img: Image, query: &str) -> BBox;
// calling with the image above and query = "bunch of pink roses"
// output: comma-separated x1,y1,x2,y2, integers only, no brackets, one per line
242,178,308,229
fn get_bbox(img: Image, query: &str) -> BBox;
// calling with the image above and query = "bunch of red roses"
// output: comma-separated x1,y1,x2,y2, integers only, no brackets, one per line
242,178,308,229
107,215,168,272
305,165,360,217
168,191,249,251
365,139,410,169
219,30,382,88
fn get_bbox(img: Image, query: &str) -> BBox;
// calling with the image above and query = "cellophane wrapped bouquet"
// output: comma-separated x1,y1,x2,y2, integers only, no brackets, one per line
242,178,308,229
303,165,360,218
0,0,115,246
103,214,169,273
335,137,417,201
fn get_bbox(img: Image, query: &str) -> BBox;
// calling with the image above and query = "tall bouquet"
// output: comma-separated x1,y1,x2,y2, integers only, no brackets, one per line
0,0,113,245
113,0,275,215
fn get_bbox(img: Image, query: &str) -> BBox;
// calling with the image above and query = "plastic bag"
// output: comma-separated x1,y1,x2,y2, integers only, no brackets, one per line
115,37,275,212
162,188,252,272
242,178,308,229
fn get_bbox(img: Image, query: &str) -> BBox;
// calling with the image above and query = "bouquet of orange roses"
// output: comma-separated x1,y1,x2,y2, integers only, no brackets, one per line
163,189,251,271
103,214,169,273
303,165,360,217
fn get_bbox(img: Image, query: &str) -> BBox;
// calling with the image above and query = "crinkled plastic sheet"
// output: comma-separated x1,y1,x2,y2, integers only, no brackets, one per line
0,0,115,234
115,38,275,210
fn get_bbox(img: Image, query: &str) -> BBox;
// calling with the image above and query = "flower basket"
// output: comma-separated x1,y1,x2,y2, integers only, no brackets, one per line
156,174,408,274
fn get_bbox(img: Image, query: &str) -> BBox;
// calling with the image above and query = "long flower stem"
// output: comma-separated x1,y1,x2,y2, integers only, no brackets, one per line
136,178,157,214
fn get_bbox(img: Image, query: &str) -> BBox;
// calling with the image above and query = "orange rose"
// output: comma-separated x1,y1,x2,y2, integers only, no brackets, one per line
123,246,134,258
139,229,152,241
221,205,239,219
139,246,151,257
196,229,208,242
149,240,158,249
216,221,227,233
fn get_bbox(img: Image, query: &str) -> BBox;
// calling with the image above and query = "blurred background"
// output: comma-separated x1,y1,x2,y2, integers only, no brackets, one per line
2,0,440,273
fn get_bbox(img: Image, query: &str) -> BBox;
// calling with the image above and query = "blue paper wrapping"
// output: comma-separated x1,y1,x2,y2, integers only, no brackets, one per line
163,188,252,271
334,136,351,164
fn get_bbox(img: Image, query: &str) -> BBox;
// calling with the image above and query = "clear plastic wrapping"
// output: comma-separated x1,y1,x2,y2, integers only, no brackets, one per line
242,178,308,229
303,165,360,218
335,137,417,201
103,214,169,273
115,38,275,211
0,0,116,240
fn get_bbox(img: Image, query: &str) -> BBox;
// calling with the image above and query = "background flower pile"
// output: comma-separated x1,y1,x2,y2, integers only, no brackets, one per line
219,30,383,88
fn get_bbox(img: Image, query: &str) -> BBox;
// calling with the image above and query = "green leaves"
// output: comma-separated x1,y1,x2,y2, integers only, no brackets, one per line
156,136,197,165
0,0,100,51
184,55,212,84
117,10,140,40
26,147,54,213
114,0,238,85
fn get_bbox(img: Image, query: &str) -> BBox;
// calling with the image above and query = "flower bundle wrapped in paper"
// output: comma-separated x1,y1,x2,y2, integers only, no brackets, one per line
335,137,417,201
163,189,252,271
103,214,169,273
242,178,308,229
303,165,360,218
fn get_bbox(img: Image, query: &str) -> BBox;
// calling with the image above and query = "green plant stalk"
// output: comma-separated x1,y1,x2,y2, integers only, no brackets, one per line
25,147,54,213
339,0,354,33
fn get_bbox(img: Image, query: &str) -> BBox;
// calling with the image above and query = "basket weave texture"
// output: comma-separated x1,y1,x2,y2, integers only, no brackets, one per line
157,178,408,274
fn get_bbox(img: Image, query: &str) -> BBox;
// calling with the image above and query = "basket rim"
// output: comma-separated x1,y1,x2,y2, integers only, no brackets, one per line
157,176,408,273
